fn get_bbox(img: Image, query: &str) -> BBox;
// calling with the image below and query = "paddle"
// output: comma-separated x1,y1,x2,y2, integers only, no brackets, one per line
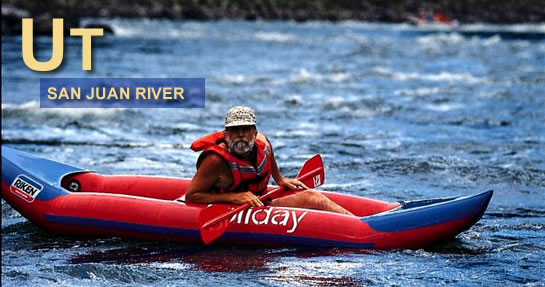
198,154,325,244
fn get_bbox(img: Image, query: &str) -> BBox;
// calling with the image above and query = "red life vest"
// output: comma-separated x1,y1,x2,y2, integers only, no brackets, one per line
191,131,272,194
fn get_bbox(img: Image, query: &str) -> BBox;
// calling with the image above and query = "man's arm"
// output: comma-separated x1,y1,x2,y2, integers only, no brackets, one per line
265,135,308,190
184,153,263,206
269,145,284,184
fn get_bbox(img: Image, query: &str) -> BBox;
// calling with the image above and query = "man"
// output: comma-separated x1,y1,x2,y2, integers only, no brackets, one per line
183,106,353,215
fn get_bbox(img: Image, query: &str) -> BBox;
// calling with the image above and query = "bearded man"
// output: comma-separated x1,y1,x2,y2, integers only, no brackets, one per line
182,106,352,215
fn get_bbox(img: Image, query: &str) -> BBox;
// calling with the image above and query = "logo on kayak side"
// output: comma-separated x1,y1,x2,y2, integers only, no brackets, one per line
230,207,308,233
10,175,43,203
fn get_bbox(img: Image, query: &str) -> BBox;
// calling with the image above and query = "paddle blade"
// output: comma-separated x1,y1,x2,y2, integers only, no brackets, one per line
296,154,325,188
199,204,234,244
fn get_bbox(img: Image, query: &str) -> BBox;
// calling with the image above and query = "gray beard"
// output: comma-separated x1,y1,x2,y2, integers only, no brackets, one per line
226,137,255,156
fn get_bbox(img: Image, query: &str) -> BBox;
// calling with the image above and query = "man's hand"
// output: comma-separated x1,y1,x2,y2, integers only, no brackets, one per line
277,177,309,190
228,191,264,207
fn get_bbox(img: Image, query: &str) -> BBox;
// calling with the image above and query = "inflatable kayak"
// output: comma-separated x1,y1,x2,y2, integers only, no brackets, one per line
1,146,493,249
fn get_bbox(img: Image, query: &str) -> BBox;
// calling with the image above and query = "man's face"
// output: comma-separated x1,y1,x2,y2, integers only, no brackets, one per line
225,125,257,156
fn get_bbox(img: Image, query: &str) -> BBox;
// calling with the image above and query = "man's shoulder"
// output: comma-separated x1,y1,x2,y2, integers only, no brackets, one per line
200,151,230,168
256,132,269,144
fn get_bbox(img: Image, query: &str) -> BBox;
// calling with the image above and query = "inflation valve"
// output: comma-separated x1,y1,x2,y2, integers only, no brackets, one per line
68,180,81,192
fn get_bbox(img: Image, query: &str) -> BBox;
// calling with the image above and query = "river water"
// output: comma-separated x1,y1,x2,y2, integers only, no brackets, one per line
2,20,545,286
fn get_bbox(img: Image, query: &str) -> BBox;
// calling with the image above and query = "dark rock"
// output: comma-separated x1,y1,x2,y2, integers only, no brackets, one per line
2,0,545,36
245,12,258,21
29,13,78,35
2,4,30,34
182,6,212,20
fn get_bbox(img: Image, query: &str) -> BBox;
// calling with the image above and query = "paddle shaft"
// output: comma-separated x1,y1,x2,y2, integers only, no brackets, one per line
201,167,322,229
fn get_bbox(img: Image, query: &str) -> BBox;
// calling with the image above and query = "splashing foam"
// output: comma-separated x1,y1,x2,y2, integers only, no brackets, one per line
2,100,125,119
291,68,351,84
255,32,296,42
395,87,441,97
374,67,486,84
221,74,246,84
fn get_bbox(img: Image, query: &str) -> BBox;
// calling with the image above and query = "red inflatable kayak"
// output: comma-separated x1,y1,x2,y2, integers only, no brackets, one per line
1,146,492,249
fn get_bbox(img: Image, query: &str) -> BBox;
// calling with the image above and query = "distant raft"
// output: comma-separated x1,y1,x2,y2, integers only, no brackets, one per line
1,146,492,249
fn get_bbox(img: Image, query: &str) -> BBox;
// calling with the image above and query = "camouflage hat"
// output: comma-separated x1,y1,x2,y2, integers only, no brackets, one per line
225,106,256,127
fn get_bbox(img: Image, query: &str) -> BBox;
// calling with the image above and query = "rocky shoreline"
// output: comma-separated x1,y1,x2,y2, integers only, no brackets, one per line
3,0,545,35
